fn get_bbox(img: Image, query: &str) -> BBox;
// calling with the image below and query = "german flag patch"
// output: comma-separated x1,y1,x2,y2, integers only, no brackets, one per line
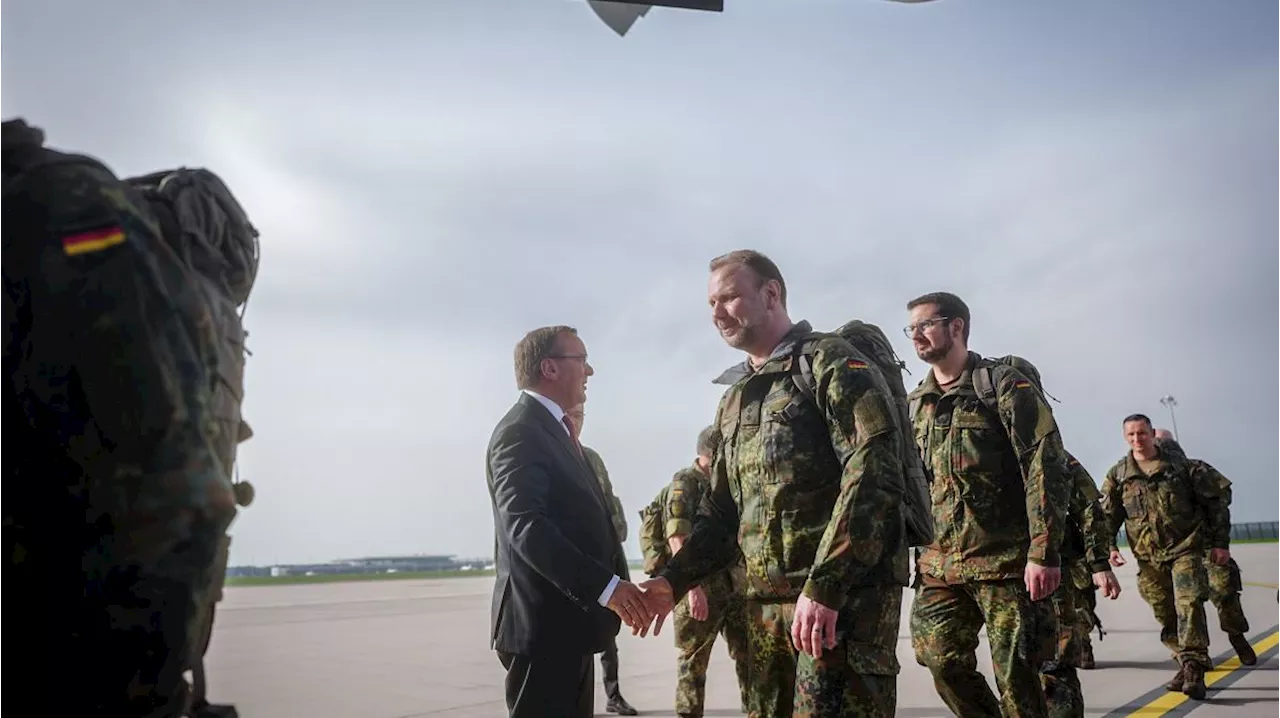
62,226,126,256
847,359,869,370
1013,380,1032,390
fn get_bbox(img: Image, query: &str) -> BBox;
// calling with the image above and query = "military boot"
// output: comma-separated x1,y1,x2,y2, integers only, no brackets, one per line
606,695,638,716
1229,633,1257,666
1164,664,1185,692
1181,663,1206,701
1079,641,1095,670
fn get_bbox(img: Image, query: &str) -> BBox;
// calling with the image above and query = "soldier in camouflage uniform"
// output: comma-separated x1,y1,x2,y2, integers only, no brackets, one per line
1100,414,1232,701
641,250,911,718
3,118,235,717
903,291,1070,718
1152,429,1256,666
567,404,640,716
1041,453,1121,718
652,426,750,718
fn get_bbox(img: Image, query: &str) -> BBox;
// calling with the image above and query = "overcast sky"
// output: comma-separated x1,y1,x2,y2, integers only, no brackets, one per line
4,0,1276,566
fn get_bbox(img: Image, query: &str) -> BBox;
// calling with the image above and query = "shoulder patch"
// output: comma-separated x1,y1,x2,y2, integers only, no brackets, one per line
846,359,869,370
62,226,126,256
1012,379,1032,390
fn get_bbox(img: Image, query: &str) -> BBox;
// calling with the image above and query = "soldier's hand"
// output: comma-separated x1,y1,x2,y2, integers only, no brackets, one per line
1108,549,1126,567
687,586,710,621
1209,548,1230,566
1092,570,1122,600
791,594,838,659
1024,563,1061,601
637,577,675,636
606,580,656,636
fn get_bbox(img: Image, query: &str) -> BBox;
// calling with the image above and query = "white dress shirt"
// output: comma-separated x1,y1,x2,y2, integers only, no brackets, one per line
520,389,621,607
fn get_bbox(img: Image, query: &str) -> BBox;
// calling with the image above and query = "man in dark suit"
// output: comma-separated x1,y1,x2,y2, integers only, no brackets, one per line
486,325,656,718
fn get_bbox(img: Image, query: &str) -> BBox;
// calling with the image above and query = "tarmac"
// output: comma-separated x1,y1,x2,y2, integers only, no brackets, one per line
204,543,1278,717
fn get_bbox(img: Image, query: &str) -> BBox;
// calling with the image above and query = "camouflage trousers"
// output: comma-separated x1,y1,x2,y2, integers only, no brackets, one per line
187,533,233,711
1071,586,1100,665
744,585,902,718
911,575,1056,718
673,586,750,717
1067,563,1101,665
1040,580,1084,718
1207,555,1249,635
1135,553,1210,668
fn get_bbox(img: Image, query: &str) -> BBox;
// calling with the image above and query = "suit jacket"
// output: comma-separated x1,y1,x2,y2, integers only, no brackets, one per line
486,393,626,656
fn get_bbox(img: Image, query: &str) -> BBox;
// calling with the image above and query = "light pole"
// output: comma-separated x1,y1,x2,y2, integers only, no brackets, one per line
1159,395,1180,442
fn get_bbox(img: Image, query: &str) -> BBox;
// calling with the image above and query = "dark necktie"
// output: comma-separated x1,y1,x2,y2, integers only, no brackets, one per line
562,416,584,458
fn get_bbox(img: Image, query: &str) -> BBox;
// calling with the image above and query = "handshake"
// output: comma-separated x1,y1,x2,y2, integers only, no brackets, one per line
605,577,680,637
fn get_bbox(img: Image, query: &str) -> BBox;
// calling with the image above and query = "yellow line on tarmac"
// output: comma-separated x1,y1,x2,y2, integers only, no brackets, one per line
1243,581,1278,589
1126,629,1279,716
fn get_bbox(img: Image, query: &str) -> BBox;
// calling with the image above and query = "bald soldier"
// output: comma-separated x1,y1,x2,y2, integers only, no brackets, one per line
1152,429,1256,666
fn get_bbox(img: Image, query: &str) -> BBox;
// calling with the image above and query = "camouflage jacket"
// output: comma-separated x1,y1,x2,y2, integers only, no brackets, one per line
639,484,672,574
2,119,235,570
664,464,739,598
661,321,911,608
907,352,1071,583
1100,448,1230,563
1156,437,1235,507
583,445,627,543
1063,453,1111,574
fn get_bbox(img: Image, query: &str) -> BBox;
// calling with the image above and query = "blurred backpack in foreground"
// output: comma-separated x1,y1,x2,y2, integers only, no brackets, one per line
126,167,261,718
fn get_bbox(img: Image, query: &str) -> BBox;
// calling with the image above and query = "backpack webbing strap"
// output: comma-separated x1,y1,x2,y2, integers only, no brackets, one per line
972,364,999,416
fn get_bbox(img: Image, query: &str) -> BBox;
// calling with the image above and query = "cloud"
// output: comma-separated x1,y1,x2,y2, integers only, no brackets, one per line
3,0,1275,565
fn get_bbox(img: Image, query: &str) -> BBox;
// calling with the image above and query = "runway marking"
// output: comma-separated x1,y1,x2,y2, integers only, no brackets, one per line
1107,625,1278,717
1243,581,1278,589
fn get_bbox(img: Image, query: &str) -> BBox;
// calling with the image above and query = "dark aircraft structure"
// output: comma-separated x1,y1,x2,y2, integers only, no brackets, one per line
587,0,936,37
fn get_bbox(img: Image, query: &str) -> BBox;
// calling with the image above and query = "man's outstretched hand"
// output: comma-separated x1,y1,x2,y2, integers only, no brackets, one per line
636,577,676,636
605,580,656,635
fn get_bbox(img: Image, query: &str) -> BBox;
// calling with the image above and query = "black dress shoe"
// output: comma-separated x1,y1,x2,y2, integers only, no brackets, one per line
192,704,239,718
606,696,639,715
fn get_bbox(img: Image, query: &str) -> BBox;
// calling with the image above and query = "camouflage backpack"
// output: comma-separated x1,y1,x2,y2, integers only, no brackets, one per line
125,168,260,504
789,319,935,548
908,355,1059,449
971,355,1058,417
637,485,672,576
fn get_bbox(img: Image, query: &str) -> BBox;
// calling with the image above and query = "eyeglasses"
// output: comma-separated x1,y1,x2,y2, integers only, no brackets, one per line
547,354,589,362
902,317,951,338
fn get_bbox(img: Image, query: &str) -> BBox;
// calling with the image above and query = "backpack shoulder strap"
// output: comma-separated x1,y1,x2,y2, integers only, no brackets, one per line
972,361,999,416
790,338,817,404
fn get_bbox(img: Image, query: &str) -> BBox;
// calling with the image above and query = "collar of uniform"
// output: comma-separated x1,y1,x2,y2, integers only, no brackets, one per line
1122,445,1184,480
910,350,982,399
711,320,813,386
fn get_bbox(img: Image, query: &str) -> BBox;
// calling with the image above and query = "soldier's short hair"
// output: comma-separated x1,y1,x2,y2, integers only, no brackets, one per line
1123,413,1153,428
514,325,577,390
709,249,787,308
907,291,972,342
696,425,719,458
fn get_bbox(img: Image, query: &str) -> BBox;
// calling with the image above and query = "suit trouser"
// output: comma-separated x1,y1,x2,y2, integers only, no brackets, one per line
498,650,594,718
